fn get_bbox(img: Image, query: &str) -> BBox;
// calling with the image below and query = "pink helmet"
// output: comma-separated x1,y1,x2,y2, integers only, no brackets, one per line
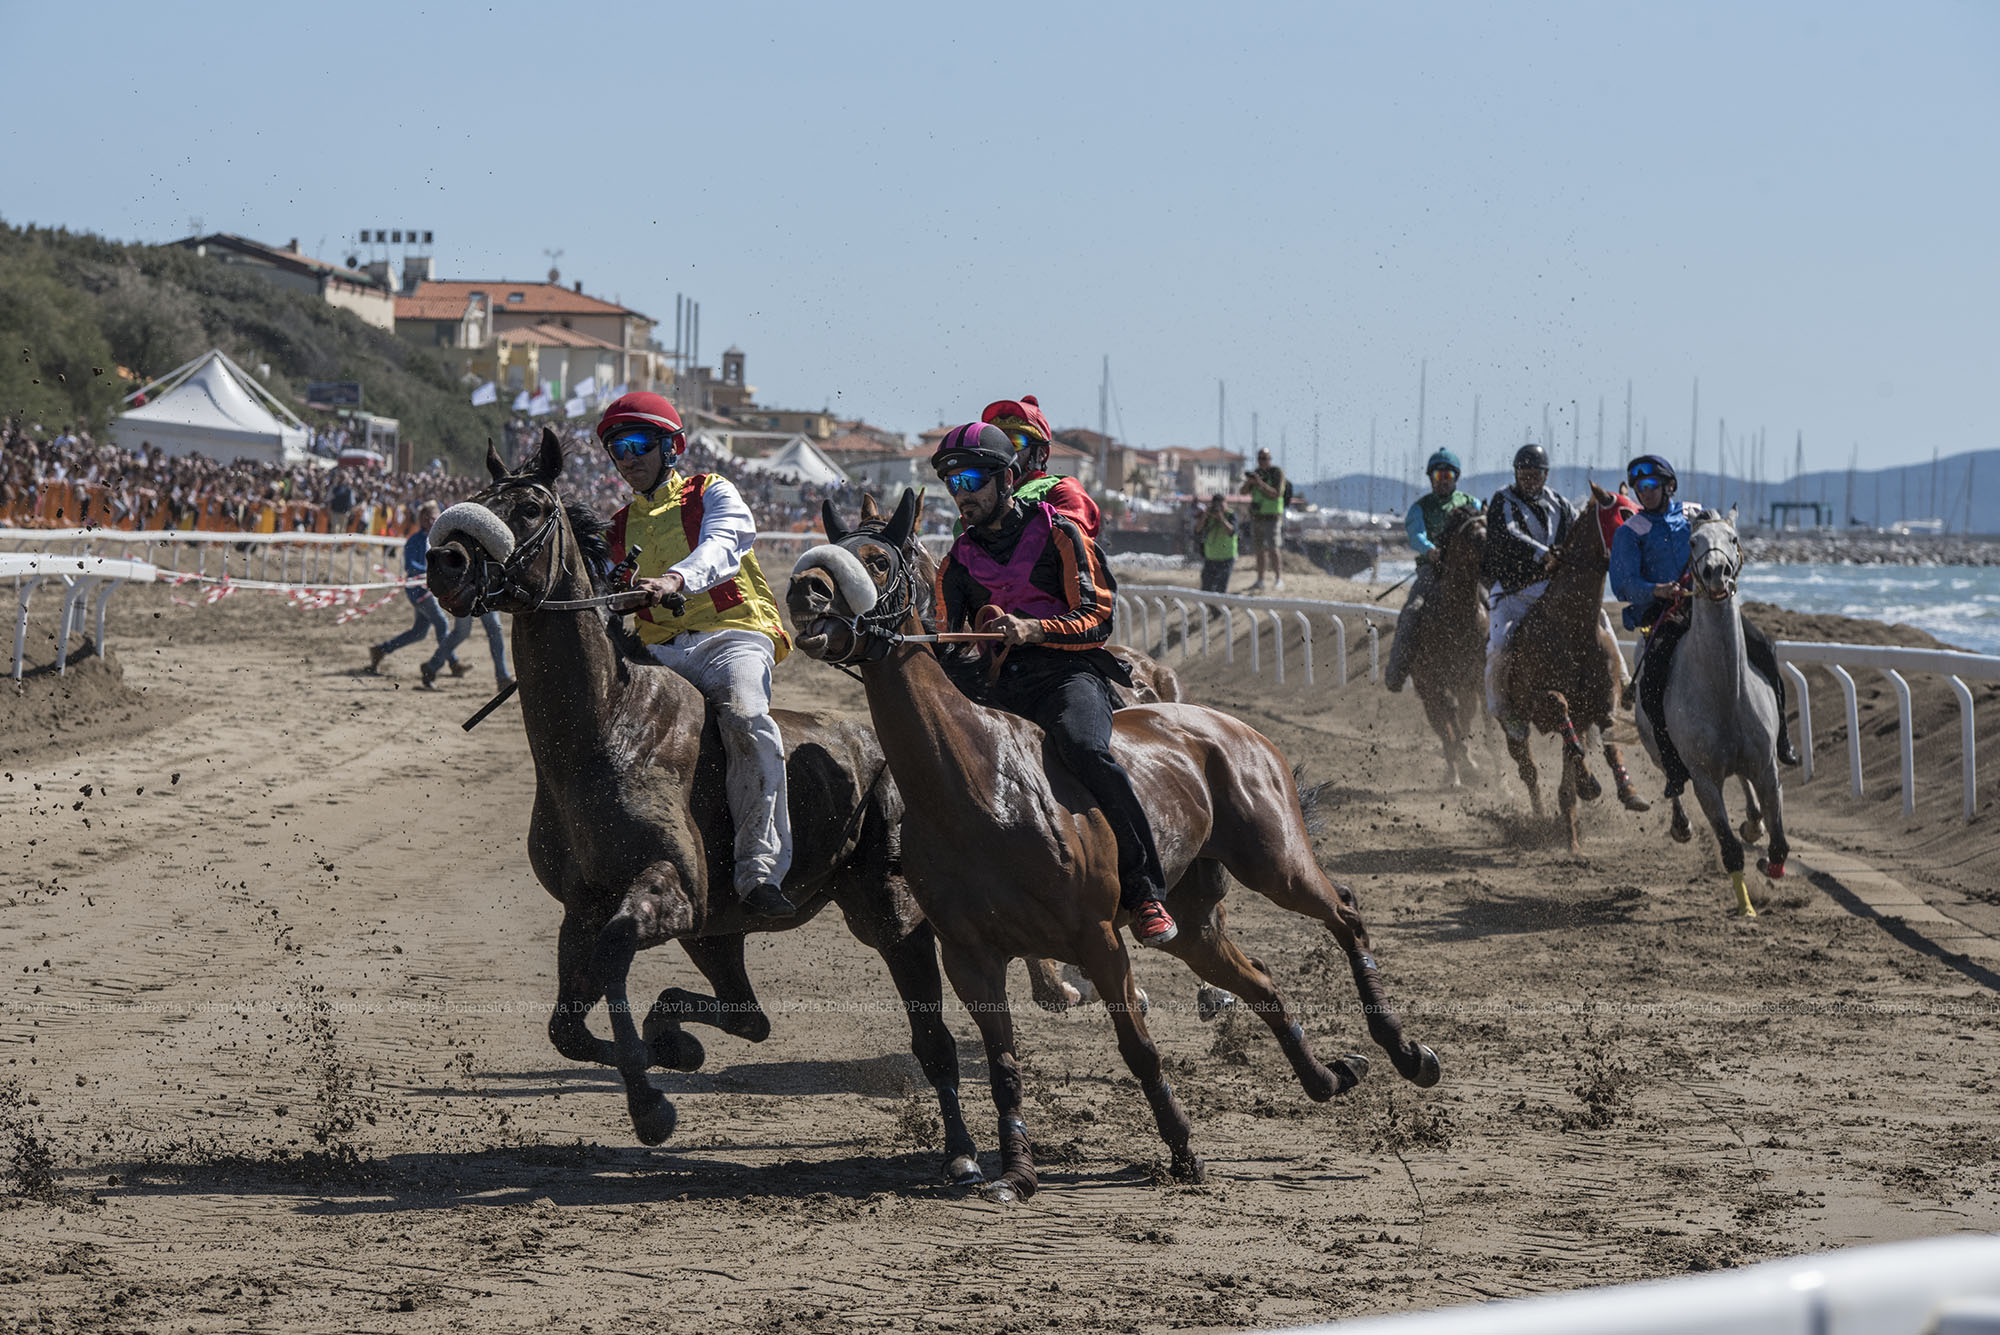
931,422,1014,476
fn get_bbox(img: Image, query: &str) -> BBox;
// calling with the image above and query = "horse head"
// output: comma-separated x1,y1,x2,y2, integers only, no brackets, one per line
1437,506,1487,575
426,428,605,616
787,488,929,665
1554,481,1618,573
1689,506,1743,601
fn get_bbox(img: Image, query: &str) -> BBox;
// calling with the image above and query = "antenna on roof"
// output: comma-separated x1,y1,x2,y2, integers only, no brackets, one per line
543,248,564,284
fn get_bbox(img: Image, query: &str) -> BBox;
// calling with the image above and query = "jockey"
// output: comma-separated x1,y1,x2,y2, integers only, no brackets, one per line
1480,443,1577,734
931,422,1178,949
1610,454,1800,796
981,395,1101,537
596,392,799,919
1386,448,1480,693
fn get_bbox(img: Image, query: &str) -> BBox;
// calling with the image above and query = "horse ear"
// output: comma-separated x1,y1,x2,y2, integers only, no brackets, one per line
881,488,919,549
532,428,564,484
485,438,508,480
1728,503,1739,528
1591,480,1615,506
820,497,849,543
858,493,881,523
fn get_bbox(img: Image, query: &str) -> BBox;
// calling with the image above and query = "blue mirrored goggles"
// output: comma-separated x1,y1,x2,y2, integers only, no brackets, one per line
604,426,677,460
1628,464,1668,487
943,465,1001,496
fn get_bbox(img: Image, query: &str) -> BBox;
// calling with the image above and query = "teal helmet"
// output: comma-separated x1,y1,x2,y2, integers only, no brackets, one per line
1426,448,1462,478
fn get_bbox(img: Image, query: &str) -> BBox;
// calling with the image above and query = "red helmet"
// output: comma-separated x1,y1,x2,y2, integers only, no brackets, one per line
596,392,686,455
981,395,1052,447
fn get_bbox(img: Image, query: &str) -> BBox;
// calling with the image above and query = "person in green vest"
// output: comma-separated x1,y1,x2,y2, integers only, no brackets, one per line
1385,448,1480,693
1197,492,1238,592
1244,448,1287,591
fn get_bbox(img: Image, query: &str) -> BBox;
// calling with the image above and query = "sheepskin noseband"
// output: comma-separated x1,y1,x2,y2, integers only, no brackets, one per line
791,543,878,614
430,501,516,560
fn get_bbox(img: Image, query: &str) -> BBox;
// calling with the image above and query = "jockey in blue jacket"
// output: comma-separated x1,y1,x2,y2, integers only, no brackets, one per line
1611,454,1799,798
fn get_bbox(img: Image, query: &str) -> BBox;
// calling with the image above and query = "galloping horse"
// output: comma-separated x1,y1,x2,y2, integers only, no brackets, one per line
1407,507,1490,788
1495,481,1651,850
786,490,1440,1201
422,432,982,1180
1633,508,1788,915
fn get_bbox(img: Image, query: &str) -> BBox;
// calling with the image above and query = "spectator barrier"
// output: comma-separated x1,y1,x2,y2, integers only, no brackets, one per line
1116,582,2000,824
5,552,158,680
1294,1232,2000,1334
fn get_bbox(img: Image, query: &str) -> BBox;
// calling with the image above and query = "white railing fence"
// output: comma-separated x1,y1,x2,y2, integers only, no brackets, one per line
1117,580,2000,824
4,553,159,680
0,527,406,589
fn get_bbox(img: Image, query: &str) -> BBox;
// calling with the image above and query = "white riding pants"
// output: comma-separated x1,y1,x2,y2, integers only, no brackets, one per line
646,628,792,896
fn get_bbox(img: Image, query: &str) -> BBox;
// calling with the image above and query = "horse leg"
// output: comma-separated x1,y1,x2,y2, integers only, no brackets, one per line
1669,795,1693,842
1023,957,1083,1012
1755,764,1790,881
640,934,770,1073
937,945,1036,1202
1602,740,1651,812
1415,679,1462,787
587,866,695,1145
1688,771,1755,917
1160,863,1368,1102
1737,776,1764,844
1076,933,1204,1184
1507,733,1543,817
872,920,983,1187
549,906,619,1067
1558,750,1582,853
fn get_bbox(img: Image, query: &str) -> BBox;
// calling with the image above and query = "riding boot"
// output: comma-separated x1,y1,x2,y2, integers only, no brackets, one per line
1638,622,1692,798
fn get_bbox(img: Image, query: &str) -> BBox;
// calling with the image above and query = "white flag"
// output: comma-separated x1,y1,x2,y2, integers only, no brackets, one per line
564,397,587,420
470,380,497,406
527,392,552,416
511,389,529,412
572,376,596,400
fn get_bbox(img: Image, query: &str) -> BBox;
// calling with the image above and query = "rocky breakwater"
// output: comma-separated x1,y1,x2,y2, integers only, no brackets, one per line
1744,532,2000,566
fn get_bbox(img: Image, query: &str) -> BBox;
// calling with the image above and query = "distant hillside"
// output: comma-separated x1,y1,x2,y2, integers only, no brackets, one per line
0,221,494,470
1302,449,2000,535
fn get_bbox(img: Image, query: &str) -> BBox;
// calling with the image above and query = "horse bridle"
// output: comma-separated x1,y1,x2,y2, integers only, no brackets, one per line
813,529,927,667
1690,517,1741,601
455,479,656,616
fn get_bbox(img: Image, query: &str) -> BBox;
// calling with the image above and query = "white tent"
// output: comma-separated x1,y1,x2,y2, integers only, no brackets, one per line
111,350,311,467
744,436,848,487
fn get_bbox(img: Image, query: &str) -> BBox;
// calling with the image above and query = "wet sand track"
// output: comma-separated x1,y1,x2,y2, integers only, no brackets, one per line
2,567,1997,1333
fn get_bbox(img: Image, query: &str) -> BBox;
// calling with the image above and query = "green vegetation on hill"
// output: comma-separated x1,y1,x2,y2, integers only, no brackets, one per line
0,220,496,470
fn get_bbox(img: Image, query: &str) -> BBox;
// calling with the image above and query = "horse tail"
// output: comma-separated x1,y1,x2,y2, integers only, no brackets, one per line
1293,764,1329,838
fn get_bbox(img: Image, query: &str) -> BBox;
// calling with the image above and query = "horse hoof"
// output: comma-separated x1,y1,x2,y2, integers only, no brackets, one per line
1332,1053,1370,1094
630,1095,678,1146
1171,1152,1207,1185
1758,857,1786,880
980,1180,1019,1204
644,1025,705,1072
1669,821,1693,844
944,1155,984,1187
1620,791,1652,813
1408,1045,1442,1089
1196,986,1236,1023
1576,775,1603,803
1740,821,1764,844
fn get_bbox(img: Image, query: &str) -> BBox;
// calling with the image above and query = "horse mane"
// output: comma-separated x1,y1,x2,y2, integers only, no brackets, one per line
562,497,652,662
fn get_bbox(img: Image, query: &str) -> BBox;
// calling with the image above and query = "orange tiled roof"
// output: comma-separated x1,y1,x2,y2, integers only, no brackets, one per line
396,280,648,323
497,323,625,351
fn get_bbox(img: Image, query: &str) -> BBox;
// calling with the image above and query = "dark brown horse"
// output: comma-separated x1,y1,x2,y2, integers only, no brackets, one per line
786,490,1440,1201
422,432,981,1182
1496,481,1650,850
1407,507,1490,788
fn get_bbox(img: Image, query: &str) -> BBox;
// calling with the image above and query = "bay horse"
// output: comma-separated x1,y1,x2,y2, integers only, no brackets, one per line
1633,509,1788,915
422,431,982,1182
785,489,1440,1201
1495,481,1652,851
1407,507,1490,788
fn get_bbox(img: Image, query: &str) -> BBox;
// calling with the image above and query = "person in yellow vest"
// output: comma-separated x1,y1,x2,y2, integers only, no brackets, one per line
596,392,799,918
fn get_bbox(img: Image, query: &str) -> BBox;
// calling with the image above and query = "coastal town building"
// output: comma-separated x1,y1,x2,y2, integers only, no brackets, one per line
176,234,397,330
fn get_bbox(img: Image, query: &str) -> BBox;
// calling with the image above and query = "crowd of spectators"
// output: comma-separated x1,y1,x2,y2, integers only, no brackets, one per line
2,414,855,537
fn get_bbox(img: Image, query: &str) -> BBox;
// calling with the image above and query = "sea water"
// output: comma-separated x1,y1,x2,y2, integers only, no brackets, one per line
1357,559,2000,654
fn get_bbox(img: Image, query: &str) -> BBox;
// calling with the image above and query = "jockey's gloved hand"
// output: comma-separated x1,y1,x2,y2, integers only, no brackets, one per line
654,588,687,617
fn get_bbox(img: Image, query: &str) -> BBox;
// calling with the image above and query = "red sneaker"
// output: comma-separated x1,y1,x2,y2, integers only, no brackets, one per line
1131,900,1178,948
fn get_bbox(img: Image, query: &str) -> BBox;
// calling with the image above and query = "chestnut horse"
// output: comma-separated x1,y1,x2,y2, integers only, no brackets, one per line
1495,481,1651,850
786,490,1440,1201
422,432,981,1181
1407,507,1490,788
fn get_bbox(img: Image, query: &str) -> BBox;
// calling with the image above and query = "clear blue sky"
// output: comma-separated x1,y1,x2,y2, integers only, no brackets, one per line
4,1,1994,482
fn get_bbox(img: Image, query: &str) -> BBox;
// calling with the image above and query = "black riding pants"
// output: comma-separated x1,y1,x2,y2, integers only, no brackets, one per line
1639,610,1789,796
989,663,1169,910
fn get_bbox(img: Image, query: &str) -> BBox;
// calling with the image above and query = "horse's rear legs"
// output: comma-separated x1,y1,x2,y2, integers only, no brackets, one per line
1161,862,1367,1102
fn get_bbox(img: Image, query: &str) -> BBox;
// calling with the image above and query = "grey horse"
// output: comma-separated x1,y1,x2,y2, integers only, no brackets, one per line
1633,508,1789,915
